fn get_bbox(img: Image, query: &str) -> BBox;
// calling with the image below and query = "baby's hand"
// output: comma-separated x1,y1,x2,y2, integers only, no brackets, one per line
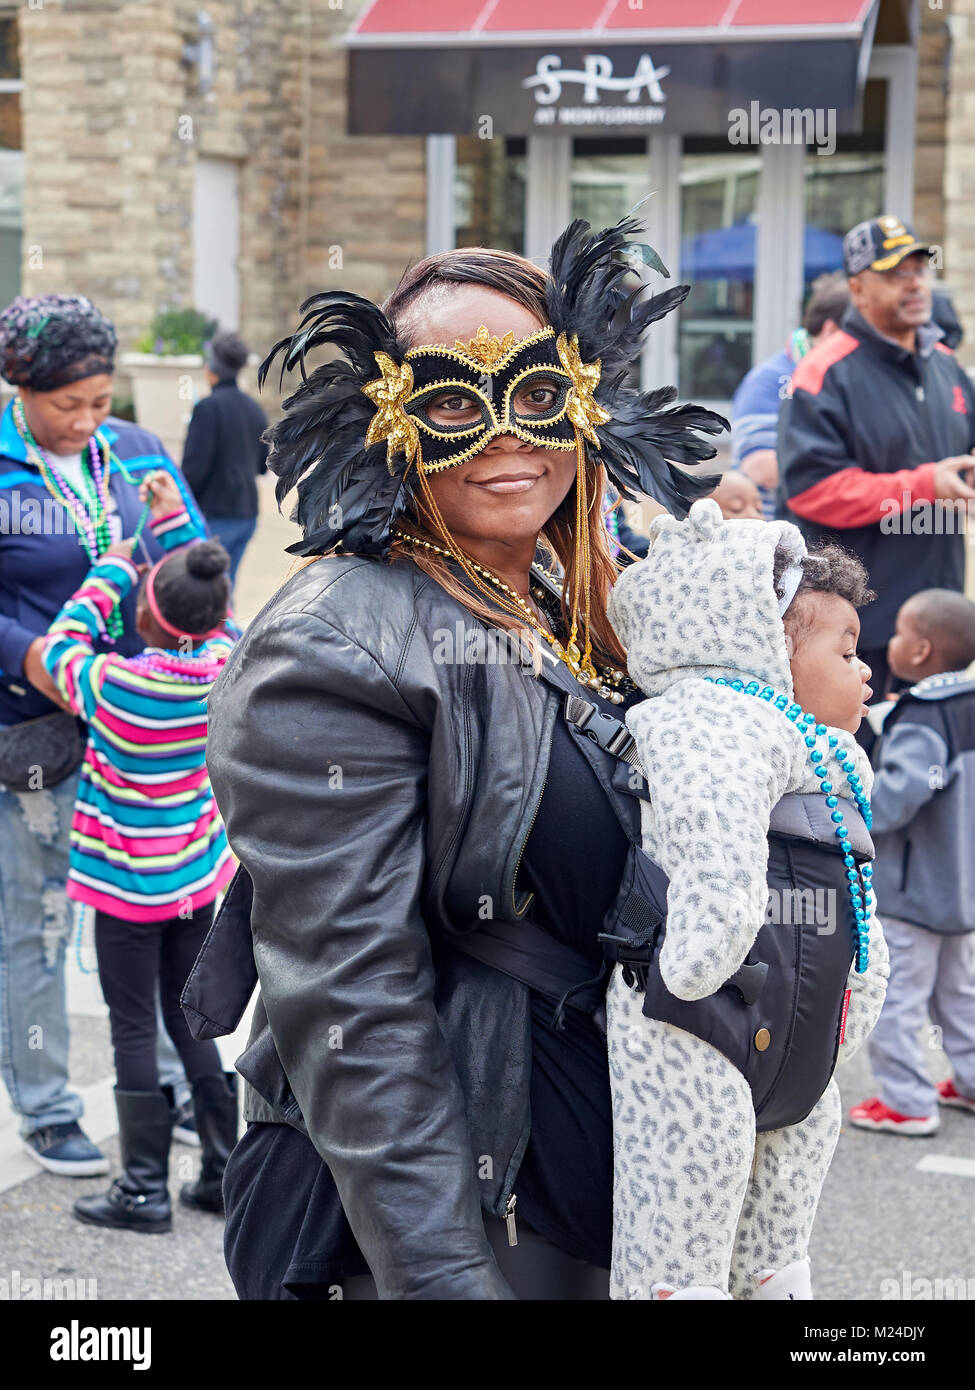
139,470,183,519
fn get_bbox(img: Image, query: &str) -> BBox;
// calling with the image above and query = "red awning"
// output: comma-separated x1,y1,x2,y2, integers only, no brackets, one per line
345,0,880,137
349,0,877,43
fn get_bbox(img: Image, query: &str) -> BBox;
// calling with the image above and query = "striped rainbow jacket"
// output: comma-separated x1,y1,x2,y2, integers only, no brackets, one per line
42,506,236,922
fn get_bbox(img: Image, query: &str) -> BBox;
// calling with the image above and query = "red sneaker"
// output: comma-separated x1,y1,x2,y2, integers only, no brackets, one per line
849,1097,939,1136
937,1079,975,1114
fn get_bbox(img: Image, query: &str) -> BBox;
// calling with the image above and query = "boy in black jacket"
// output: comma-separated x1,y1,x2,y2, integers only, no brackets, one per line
851,588,975,1134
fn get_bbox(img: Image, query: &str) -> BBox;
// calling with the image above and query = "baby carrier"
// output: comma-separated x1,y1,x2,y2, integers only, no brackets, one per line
600,795,872,1134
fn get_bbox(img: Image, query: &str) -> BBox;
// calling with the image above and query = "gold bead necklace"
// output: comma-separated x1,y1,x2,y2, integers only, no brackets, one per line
394,530,629,704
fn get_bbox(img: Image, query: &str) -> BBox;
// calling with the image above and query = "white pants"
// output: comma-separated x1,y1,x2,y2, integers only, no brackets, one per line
607,967,841,1299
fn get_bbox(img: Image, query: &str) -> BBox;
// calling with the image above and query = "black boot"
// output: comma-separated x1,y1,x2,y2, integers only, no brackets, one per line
74,1090,173,1234
179,1073,238,1214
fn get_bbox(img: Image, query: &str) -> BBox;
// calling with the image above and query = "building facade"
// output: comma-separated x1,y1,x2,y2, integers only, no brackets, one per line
2,0,972,421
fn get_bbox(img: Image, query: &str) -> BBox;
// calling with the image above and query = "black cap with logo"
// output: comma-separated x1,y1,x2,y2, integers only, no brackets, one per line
842,215,931,277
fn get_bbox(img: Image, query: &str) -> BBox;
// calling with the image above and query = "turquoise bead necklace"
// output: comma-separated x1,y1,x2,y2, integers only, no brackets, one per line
705,676,872,973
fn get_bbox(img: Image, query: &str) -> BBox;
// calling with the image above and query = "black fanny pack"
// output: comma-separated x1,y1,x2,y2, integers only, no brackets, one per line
0,711,85,792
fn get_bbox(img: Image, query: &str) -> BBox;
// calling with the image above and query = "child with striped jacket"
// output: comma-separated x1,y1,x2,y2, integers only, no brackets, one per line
42,470,238,1234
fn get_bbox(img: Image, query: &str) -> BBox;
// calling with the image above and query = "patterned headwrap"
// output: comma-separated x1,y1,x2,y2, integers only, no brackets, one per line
0,293,117,392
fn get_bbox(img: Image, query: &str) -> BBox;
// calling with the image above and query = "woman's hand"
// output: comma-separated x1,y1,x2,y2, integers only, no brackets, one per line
139,469,183,519
23,636,72,711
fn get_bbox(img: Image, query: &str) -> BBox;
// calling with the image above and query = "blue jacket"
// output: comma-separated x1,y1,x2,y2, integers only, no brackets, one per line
730,347,794,521
0,401,204,726
870,673,975,935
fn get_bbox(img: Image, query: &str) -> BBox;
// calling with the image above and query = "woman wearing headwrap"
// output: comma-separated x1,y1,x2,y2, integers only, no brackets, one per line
183,219,725,1299
0,293,205,1177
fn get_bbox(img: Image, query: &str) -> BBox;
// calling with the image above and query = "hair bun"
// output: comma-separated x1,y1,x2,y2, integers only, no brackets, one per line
186,539,231,581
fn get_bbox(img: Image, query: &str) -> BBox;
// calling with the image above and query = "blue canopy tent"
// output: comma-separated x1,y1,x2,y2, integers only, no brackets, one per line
681,222,844,281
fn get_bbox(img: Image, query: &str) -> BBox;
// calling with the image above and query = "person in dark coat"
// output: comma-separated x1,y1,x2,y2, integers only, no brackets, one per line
181,332,268,589
777,215,975,706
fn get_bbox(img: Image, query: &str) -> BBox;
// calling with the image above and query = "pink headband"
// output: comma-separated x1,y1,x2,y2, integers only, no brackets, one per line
144,557,225,642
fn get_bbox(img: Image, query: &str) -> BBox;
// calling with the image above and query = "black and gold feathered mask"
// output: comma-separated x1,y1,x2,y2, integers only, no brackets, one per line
259,216,726,558
364,326,608,472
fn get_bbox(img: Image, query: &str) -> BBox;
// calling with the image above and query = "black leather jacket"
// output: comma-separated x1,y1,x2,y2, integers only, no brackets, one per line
201,553,637,1300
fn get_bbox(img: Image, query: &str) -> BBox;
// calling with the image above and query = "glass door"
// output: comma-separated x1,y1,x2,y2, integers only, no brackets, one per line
454,137,527,254
678,146,760,402
803,80,887,298
570,137,650,229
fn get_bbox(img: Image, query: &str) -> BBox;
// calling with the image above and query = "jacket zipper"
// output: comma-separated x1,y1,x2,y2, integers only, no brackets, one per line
503,1192,518,1247
509,768,546,919
916,358,938,461
510,693,559,917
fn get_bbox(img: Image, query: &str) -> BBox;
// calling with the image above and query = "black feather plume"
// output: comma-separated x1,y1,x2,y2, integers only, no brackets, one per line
548,216,727,515
547,216,689,380
597,390,727,517
258,293,412,554
259,291,400,388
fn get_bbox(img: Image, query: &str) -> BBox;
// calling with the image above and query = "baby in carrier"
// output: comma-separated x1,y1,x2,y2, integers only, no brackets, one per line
605,498,890,1300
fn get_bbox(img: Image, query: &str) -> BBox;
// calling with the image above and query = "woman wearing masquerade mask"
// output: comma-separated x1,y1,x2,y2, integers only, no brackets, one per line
188,219,725,1299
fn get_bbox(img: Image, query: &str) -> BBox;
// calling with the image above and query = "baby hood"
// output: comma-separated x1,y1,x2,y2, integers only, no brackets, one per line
608,497,806,698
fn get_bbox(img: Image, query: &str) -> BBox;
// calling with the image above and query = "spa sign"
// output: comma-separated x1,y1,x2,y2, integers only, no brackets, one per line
524,53,670,128
347,41,866,138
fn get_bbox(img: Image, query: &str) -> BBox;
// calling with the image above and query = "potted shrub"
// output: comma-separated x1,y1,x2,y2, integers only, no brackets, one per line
120,309,218,460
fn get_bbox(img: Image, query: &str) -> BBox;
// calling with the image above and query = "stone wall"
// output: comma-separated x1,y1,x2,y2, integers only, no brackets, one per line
915,1,951,250
20,0,195,352
943,0,975,365
18,0,427,374
296,1,427,310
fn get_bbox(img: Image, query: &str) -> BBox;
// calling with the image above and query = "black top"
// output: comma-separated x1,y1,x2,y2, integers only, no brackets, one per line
514,705,632,1267
181,379,268,520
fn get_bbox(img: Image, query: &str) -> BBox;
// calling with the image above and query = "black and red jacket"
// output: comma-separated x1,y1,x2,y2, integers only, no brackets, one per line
776,307,975,648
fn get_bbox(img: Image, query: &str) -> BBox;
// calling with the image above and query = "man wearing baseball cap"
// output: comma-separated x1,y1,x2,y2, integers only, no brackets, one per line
777,214,975,711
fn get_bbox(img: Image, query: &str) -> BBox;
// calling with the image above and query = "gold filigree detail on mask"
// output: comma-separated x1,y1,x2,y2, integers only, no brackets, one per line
556,333,610,445
362,352,420,470
455,325,516,368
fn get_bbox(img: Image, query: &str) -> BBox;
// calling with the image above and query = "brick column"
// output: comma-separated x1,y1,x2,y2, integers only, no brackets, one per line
20,0,194,351
943,0,975,367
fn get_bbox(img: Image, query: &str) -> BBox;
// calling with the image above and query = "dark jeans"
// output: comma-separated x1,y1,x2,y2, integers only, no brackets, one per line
94,903,223,1093
204,514,258,591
